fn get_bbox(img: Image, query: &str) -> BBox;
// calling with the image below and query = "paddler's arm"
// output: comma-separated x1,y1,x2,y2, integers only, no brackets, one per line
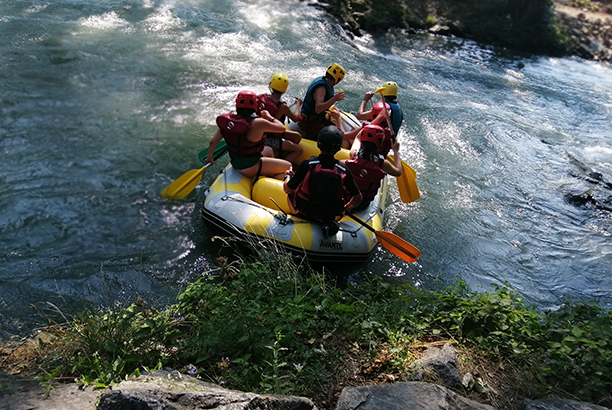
248,110,286,142
206,129,223,165
383,141,402,177
278,98,302,123
284,160,308,194
343,168,362,212
349,130,362,158
356,91,373,120
283,175,294,194
313,86,345,115
344,193,362,213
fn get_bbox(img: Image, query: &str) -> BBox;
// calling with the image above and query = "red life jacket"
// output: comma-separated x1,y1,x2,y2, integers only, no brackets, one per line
257,94,286,140
293,159,347,220
216,113,263,158
345,154,385,203
363,120,393,157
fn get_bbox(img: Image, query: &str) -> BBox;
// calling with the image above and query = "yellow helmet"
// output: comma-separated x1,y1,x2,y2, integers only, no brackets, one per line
382,81,398,97
269,72,289,93
326,63,345,84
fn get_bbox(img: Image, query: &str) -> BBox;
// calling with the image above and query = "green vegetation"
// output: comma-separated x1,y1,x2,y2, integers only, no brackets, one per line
2,248,612,409
325,0,574,56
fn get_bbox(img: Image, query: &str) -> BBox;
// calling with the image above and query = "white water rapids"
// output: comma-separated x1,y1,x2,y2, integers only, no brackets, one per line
1,0,611,337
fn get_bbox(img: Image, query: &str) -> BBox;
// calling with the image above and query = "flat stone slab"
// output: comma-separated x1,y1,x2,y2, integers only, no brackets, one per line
335,381,495,410
523,398,611,410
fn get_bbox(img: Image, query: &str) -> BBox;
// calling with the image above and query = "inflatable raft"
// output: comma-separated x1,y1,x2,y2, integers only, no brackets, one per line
201,138,388,266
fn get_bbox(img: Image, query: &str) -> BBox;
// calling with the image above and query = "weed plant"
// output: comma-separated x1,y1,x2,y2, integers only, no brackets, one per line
2,245,612,408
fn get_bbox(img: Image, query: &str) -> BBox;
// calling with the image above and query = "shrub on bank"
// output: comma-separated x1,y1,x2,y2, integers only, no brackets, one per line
3,250,611,408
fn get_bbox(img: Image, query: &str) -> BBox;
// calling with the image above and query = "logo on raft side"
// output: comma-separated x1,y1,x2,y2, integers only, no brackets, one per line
319,239,343,250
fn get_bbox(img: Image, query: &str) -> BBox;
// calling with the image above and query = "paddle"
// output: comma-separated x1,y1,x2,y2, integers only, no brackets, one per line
161,142,229,200
373,87,421,204
198,140,228,164
346,213,421,263
387,154,420,203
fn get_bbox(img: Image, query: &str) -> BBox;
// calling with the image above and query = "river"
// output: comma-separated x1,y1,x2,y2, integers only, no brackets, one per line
1,0,611,337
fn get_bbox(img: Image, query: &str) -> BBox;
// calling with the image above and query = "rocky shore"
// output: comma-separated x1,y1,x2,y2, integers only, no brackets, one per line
554,0,612,61
310,0,612,63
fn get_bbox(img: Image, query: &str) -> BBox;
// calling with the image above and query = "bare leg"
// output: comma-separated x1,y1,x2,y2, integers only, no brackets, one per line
280,140,303,164
283,130,302,144
238,157,292,180
262,146,275,157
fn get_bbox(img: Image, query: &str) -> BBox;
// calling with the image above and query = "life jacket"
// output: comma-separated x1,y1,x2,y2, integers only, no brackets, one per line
301,77,333,121
363,120,393,157
388,102,403,135
257,94,286,139
293,158,347,220
216,113,263,158
345,153,385,204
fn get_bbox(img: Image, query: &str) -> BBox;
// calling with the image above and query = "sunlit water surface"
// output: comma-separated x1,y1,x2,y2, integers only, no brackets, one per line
1,0,611,336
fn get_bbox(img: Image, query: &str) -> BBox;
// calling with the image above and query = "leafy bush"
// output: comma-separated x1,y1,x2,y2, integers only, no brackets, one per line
539,301,612,405
8,251,612,408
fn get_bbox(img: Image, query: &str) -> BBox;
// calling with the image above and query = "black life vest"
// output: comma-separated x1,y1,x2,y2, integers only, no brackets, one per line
301,77,333,121
216,113,263,158
293,159,347,220
388,102,403,135
345,153,385,204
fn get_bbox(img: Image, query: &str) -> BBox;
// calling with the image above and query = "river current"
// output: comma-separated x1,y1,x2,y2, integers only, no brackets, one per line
1,0,611,337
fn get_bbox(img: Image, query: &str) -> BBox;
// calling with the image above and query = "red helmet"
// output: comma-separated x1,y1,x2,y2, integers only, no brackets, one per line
361,124,385,147
371,102,391,120
236,90,257,110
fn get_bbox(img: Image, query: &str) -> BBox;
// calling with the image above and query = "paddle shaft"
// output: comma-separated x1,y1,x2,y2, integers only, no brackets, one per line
162,143,229,200
346,213,419,262
374,87,395,138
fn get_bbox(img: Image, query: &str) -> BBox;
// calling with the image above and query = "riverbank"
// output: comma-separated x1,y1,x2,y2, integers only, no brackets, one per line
2,250,612,409
554,0,612,61
309,0,612,62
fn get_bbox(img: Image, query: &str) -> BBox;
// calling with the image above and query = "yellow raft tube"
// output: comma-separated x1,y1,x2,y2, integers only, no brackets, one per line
202,138,388,266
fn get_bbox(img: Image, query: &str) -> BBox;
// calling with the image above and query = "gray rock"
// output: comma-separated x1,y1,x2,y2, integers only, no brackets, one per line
415,343,462,388
0,372,101,410
523,398,611,410
96,370,317,410
335,381,494,410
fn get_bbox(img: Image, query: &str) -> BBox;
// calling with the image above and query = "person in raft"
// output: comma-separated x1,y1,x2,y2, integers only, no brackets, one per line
344,124,402,211
356,101,395,157
327,105,363,150
356,81,404,136
257,73,304,163
206,90,291,179
298,63,346,141
283,125,362,237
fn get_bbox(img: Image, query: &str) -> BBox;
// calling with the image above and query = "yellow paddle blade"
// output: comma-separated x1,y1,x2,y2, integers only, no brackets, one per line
375,231,421,263
388,155,420,203
161,165,207,200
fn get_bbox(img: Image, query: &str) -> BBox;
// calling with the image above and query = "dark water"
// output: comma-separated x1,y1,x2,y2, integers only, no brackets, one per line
1,0,611,337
